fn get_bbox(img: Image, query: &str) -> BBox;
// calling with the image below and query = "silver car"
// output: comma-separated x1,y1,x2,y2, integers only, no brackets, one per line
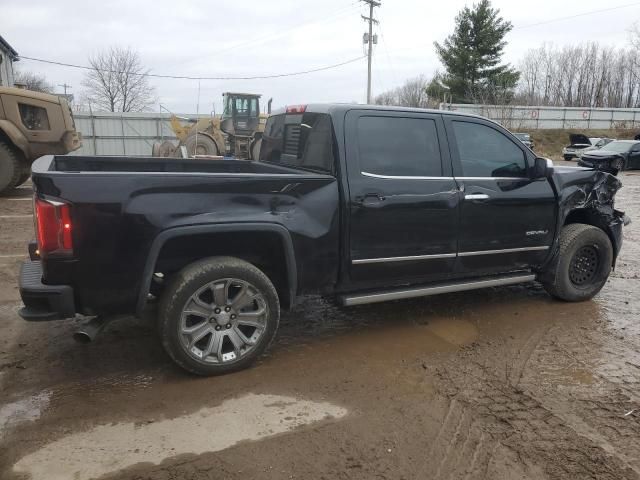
562,134,600,161
576,138,614,159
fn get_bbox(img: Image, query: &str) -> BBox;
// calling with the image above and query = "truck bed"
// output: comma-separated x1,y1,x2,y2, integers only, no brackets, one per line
41,155,309,176
29,154,340,316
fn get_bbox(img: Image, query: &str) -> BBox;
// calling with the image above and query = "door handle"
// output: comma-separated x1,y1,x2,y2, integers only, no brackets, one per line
464,193,490,201
355,193,387,206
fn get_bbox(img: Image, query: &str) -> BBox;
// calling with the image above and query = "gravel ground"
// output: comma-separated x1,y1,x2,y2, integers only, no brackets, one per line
0,165,639,480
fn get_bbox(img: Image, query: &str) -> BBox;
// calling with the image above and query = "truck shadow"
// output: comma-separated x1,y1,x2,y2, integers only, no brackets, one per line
2,281,603,394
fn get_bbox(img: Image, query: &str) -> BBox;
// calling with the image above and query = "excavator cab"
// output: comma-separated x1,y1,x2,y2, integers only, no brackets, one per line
220,92,261,136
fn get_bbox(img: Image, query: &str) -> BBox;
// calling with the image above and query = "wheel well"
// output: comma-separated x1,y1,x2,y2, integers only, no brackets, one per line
153,231,293,309
563,209,615,254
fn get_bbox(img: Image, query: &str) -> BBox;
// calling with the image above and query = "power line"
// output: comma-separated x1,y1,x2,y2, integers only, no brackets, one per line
378,26,400,87
383,1,640,56
205,3,360,58
19,55,366,81
514,1,640,30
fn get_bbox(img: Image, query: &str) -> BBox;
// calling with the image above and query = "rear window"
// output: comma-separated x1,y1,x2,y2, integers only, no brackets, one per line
259,112,335,174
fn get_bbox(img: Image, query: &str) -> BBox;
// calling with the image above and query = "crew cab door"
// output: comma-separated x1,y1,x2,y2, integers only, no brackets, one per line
345,110,459,286
444,116,556,276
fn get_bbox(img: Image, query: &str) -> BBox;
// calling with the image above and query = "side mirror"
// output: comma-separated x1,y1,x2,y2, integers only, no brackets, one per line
532,157,553,179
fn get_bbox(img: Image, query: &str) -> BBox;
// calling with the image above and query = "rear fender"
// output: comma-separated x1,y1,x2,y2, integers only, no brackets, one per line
137,223,298,316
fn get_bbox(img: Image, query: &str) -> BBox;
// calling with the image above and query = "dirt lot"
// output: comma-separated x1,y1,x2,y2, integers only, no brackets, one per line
1,164,639,480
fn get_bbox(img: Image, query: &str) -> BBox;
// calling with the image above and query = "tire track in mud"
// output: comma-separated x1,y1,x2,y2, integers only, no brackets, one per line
425,310,640,480
429,358,639,479
515,322,640,473
414,399,498,480
507,324,553,389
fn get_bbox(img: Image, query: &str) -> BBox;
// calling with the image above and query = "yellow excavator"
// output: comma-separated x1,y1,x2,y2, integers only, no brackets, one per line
152,92,271,160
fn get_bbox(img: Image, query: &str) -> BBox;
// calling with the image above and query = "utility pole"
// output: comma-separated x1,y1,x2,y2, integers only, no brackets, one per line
58,83,72,96
361,0,380,104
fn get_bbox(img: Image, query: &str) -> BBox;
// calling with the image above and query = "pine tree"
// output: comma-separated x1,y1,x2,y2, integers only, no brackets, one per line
434,0,519,104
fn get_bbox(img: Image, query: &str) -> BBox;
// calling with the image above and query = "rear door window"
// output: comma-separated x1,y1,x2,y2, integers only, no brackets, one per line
259,112,335,174
357,116,442,177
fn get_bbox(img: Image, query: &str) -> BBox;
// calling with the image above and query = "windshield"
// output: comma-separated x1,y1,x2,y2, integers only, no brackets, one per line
514,133,530,141
598,138,613,147
601,141,633,153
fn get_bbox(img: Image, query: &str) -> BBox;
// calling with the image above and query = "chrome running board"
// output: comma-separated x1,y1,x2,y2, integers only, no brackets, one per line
339,273,536,306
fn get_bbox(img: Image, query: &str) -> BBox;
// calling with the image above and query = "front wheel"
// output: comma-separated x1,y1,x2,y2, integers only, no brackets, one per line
159,256,280,375
184,134,219,157
541,224,612,302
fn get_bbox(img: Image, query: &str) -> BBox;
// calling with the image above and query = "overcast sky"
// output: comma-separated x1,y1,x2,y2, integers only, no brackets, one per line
2,0,639,113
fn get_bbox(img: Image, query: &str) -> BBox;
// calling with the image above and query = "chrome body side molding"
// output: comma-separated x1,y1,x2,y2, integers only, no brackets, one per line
352,246,549,265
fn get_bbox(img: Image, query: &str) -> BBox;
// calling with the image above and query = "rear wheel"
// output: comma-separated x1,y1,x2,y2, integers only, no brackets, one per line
0,141,22,195
541,224,612,302
159,256,280,375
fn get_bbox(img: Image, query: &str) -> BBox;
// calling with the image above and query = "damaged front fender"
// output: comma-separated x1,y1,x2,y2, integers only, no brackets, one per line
547,168,629,267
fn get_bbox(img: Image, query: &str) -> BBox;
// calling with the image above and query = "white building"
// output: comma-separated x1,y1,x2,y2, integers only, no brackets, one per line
0,35,19,87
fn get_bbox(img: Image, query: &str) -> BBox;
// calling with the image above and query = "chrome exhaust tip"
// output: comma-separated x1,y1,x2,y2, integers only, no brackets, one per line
73,317,106,344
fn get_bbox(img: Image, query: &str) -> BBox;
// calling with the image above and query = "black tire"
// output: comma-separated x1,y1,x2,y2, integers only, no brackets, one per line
563,155,572,161
17,164,31,187
541,224,612,302
0,141,23,195
184,134,219,157
159,256,280,375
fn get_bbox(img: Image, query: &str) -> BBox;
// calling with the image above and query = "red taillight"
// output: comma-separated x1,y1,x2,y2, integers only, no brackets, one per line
286,104,307,114
34,198,73,255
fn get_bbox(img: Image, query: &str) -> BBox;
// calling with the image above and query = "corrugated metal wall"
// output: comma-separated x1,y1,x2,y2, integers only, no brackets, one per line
71,112,211,156
441,104,640,130
71,106,640,156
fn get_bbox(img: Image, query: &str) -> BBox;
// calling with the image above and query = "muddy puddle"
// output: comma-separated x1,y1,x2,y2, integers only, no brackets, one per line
0,390,50,439
12,394,347,480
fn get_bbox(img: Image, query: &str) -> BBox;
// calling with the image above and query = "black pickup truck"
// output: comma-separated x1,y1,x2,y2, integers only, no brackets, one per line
19,104,628,375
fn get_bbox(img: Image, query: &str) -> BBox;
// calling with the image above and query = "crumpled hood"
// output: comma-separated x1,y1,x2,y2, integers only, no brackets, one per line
551,166,622,219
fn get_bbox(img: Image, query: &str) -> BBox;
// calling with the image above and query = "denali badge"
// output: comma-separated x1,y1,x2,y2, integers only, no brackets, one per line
526,230,549,236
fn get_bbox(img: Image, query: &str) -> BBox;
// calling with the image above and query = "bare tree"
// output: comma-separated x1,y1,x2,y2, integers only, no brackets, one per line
374,75,438,108
515,42,640,108
373,90,399,106
82,46,156,112
13,70,54,94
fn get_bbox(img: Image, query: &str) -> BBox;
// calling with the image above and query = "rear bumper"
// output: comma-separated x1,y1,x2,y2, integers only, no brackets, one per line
19,260,75,321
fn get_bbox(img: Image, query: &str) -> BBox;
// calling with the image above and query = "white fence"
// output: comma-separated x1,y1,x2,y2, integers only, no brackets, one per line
442,104,640,130
71,106,640,156
71,111,209,156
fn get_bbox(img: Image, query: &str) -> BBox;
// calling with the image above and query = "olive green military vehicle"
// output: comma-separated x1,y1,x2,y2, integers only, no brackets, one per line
0,87,81,194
